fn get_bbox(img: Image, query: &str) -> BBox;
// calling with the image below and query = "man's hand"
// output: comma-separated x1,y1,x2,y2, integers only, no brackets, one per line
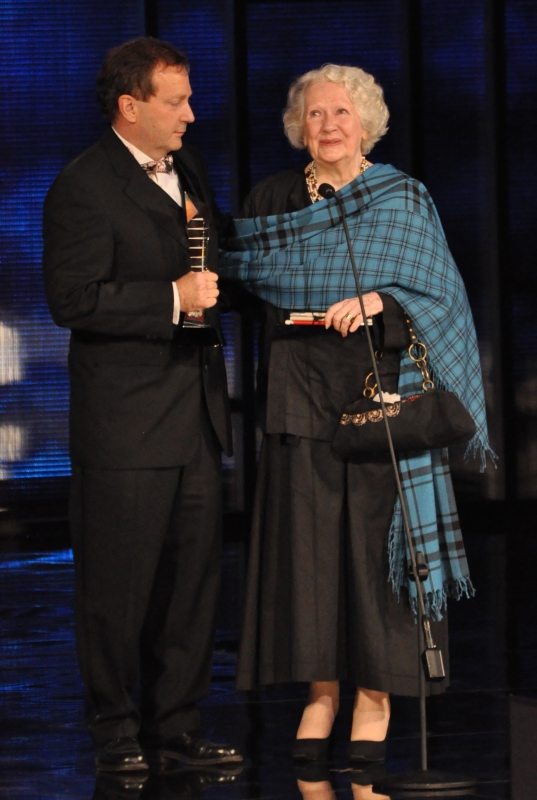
176,270,219,314
324,292,383,338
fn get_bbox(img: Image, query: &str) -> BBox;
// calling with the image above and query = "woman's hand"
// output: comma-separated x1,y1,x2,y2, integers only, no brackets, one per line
324,292,383,337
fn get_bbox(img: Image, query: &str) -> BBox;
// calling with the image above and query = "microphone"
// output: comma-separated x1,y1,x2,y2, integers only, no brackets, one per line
320,175,444,680
317,182,336,200
316,180,388,437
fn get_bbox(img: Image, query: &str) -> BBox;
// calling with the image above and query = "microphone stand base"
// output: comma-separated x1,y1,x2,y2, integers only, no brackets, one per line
373,768,476,795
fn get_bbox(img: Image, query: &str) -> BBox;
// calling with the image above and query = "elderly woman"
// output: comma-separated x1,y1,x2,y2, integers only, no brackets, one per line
222,64,491,763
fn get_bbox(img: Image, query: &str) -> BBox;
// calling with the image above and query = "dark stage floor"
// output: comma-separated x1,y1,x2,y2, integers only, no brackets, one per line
0,504,536,799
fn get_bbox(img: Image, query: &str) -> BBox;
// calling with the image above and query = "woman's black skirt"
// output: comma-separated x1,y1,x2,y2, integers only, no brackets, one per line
236,433,449,696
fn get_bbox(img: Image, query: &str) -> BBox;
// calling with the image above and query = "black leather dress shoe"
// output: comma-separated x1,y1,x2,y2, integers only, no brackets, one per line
153,731,243,770
95,737,149,773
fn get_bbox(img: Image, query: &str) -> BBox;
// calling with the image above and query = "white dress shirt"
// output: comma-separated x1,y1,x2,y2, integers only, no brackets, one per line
112,128,181,324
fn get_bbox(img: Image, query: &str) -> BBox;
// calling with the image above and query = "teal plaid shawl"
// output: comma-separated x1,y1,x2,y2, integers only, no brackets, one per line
222,163,494,618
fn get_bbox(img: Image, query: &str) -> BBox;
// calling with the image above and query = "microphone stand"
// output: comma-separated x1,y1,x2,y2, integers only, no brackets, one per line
318,183,475,793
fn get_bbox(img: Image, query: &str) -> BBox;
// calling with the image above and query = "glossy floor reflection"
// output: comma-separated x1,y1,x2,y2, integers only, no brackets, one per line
0,503,536,799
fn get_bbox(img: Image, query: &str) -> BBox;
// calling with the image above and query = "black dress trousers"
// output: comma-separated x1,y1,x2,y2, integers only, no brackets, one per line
69,404,222,747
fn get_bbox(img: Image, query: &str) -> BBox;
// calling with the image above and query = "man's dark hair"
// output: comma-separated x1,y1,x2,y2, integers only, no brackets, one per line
96,37,189,123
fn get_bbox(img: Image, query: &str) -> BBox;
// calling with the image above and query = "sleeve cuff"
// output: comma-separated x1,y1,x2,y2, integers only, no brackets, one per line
378,292,409,349
172,281,180,325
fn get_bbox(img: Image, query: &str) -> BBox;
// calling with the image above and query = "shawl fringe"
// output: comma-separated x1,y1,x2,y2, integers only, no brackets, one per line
388,504,476,622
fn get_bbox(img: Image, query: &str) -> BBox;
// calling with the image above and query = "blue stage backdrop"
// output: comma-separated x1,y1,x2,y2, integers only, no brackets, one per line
418,0,502,495
0,0,142,503
246,0,408,188
0,0,536,509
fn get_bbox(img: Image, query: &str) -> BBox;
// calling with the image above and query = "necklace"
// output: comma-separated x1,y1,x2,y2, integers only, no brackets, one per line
305,157,372,203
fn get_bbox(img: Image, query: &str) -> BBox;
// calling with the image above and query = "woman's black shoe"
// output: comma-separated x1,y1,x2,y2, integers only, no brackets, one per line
348,738,386,765
292,737,332,762
349,762,387,785
293,761,334,783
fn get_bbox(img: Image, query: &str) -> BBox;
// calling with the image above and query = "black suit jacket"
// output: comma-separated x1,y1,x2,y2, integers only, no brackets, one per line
43,127,232,469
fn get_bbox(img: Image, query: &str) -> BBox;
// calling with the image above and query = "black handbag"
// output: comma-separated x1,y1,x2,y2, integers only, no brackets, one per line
332,313,476,457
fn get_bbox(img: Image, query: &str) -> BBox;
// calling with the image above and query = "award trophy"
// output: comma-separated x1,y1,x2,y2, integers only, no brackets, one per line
183,194,212,330
179,194,219,345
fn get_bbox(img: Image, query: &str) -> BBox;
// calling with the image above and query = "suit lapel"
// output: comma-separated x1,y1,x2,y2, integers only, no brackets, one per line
100,127,189,253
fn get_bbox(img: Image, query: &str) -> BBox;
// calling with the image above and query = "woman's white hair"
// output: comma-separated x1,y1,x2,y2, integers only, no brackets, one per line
283,63,389,156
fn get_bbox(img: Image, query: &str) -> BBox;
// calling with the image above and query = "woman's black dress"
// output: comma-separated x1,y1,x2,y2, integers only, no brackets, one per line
236,168,448,695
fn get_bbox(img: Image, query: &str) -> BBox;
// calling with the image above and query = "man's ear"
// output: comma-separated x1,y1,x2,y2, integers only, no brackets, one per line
117,94,138,124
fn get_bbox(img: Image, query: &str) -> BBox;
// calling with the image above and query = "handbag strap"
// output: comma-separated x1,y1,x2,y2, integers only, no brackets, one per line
403,312,435,392
362,311,435,398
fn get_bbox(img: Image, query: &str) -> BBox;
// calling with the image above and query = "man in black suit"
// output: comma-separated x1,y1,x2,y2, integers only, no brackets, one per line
43,38,241,774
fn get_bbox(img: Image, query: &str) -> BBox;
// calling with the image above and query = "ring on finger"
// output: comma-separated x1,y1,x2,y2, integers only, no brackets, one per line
345,313,355,322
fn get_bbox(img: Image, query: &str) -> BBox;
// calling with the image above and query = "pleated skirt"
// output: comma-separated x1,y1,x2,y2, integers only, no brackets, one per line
236,434,449,696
